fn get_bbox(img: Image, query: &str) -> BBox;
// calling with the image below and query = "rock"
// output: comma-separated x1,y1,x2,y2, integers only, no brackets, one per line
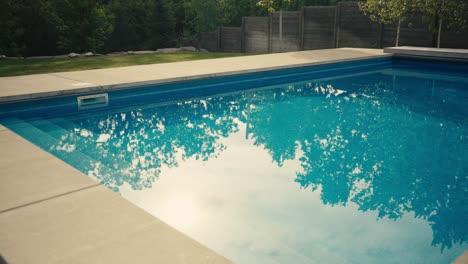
80,52,102,57
155,48,181,53
199,48,209,52
68,53,80,58
5,56,24,60
107,52,128,56
26,56,54,60
0,55,6,59
133,50,155,54
180,46,198,52
53,54,69,59
127,51,135,55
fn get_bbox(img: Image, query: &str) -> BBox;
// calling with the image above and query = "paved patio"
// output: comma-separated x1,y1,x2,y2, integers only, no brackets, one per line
0,48,391,263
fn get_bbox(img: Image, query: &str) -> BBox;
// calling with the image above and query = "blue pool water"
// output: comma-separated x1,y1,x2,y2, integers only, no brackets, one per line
1,57,467,263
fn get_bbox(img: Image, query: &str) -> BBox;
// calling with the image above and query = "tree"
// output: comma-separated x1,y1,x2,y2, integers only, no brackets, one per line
52,0,113,54
256,0,341,13
0,0,63,56
147,0,176,48
222,0,265,26
185,0,224,34
108,0,176,51
419,0,467,48
359,0,416,47
256,0,293,12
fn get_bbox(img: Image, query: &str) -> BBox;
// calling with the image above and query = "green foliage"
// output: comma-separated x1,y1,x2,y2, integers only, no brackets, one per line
185,0,220,33
0,0,114,56
359,0,467,47
257,0,293,12
419,0,467,32
222,0,265,26
0,0,60,56
419,0,467,47
359,0,418,46
184,0,236,34
108,0,175,51
53,0,113,54
359,0,416,25
256,0,340,13
0,0,177,56
0,0,356,56
148,0,176,48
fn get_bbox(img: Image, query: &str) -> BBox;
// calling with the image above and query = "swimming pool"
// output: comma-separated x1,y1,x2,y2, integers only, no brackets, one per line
1,57,467,263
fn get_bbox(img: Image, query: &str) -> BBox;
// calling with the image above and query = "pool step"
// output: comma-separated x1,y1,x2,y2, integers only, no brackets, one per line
4,118,106,181
28,118,150,191
28,118,125,167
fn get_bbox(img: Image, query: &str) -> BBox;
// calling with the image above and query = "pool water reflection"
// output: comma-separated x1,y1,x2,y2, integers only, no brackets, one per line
4,61,468,263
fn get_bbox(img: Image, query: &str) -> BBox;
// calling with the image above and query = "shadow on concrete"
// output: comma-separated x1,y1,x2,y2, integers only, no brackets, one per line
0,255,8,264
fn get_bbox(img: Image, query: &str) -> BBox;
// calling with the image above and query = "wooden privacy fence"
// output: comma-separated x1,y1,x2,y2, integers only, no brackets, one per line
200,1,468,53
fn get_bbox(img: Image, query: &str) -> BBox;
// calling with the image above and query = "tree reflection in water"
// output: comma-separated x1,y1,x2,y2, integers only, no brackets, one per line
246,76,467,251
48,73,467,251
50,96,246,191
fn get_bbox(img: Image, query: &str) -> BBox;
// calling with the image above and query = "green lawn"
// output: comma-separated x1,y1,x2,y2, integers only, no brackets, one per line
0,52,247,77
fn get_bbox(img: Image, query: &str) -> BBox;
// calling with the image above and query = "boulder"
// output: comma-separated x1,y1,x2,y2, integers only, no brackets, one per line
155,48,181,53
26,56,54,60
133,50,155,54
180,46,198,52
127,51,135,55
83,52,94,57
53,54,70,59
199,48,209,52
68,53,80,58
107,52,128,56
0,55,6,59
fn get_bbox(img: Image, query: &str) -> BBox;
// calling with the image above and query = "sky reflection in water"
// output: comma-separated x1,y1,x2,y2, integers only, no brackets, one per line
16,69,468,263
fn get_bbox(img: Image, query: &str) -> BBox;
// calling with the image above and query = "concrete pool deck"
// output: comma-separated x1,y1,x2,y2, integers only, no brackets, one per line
0,127,232,264
384,46,468,60
0,48,388,102
7,47,467,263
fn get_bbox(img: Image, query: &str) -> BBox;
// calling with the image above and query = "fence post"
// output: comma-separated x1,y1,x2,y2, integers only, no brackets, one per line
241,17,246,53
334,2,341,48
217,27,221,52
378,23,384,48
279,10,283,52
300,7,305,50
268,13,273,53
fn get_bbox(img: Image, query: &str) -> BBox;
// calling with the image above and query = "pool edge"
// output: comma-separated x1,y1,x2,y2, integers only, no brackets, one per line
0,48,390,103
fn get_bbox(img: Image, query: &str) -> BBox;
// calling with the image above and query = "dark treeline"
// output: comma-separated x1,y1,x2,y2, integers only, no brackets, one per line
0,0,341,56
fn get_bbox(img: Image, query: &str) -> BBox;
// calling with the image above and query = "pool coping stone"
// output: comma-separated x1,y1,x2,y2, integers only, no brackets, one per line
0,48,390,103
384,46,468,60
